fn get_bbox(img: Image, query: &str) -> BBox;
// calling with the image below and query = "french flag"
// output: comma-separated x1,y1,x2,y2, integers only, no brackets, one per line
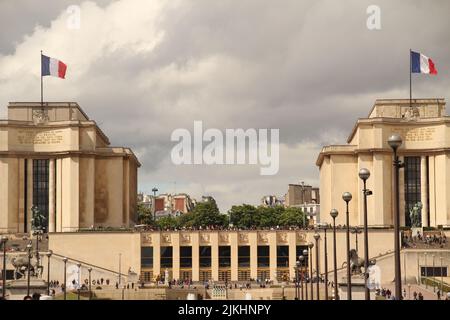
41,54,67,79
411,51,437,75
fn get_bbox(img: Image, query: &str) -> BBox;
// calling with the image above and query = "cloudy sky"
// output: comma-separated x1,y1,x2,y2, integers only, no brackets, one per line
1,0,449,212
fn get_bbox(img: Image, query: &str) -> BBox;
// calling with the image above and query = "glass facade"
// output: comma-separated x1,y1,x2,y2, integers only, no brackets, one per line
160,246,173,268
404,156,421,227
141,247,153,268
180,246,192,268
32,159,49,231
277,246,289,267
219,246,231,268
257,246,270,267
238,246,250,267
199,246,211,268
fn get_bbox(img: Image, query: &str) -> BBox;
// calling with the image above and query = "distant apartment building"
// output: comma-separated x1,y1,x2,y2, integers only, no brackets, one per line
284,183,320,224
153,193,195,219
260,195,284,207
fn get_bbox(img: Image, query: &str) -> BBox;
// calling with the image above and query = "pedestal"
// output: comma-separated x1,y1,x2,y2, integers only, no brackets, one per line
338,275,376,300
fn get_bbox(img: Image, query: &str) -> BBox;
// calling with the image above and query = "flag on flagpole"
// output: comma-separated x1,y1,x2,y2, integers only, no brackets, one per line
41,54,67,79
411,51,437,75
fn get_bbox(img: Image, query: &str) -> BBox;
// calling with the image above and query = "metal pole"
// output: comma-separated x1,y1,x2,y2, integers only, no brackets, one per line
393,149,402,299
362,179,370,300
304,251,308,301
295,267,299,300
315,237,320,300
119,253,122,285
324,228,329,300
309,247,313,300
332,217,338,300
36,232,40,273
47,254,51,296
63,259,67,300
27,249,31,297
432,255,435,292
300,260,304,300
2,238,7,298
440,257,443,295
88,268,92,300
425,253,428,289
345,202,352,300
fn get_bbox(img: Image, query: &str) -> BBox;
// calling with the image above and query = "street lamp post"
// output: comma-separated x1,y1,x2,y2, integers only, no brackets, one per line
88,267,92,300
34,230,42,274
299,255,305,300
1,236,8,299
295,260,300,300
358,168,372,300
318,224,329,300
26,242,32,297
432,255,436,292
342,192,353,300
77,263,82,300
424,252,428,289
308,242,314,300
62,257,68,300
152,187,158,221
313,232,320,300
303,249,309,300
330,209,339,300
46,250,52,296
440,257,443,295
388,134,404,300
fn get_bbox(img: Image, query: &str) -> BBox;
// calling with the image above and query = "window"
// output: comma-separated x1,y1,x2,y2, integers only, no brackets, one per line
180,246,192,268
421,267,447,277
140,271,153,283
200,246,211,268
141,247,153,268
33,159,49,231
404,157,421,227
277,246,289,268
160,246,173,268
238,246,250,267
219,246,231,268
257,246,270,267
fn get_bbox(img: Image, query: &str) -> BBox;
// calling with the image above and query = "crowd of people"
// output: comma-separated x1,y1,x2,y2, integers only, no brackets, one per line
402,231,448,248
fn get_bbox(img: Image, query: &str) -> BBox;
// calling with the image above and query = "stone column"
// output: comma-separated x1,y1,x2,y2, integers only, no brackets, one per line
289,232,297,281
48,159,56,233
153,234,161,279
230,232,238,281
249,232,258,280
420,156,429,227
269,232,277,282
211,233,219,281
191,233,200,282
172,233,180,281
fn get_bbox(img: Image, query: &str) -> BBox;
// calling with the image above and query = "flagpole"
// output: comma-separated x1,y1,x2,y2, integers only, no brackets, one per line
409,49,412,109
40,50,43,110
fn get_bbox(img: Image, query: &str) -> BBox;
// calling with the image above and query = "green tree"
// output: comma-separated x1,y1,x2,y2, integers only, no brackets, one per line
190,198,227,227
137,203,154,225
255,206,280,227
278,207,305,227
156,216,179,229
228,204,258,228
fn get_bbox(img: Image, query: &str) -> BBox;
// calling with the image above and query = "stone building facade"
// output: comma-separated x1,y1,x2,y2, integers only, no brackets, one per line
0,102,140,233
317,99,450,228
